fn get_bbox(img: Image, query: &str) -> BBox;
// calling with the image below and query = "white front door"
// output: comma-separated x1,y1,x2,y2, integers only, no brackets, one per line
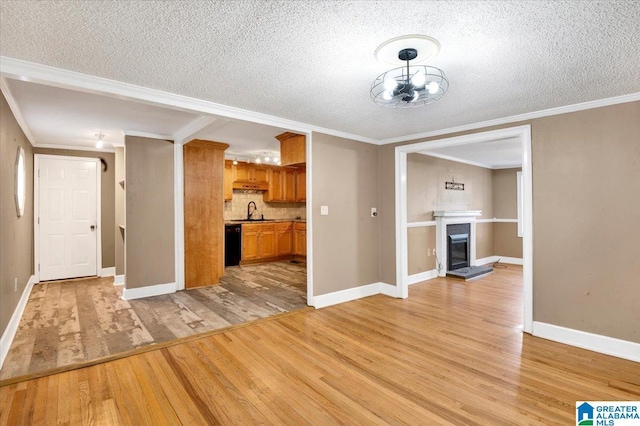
38,157,99,281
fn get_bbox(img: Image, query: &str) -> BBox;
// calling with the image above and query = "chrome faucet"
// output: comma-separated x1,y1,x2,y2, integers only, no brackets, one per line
247,201,257,220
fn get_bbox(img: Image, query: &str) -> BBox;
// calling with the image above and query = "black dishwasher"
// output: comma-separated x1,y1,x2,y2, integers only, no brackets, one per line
225,224,242,266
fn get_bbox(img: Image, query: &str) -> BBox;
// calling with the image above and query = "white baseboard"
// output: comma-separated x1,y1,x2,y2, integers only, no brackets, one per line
313,283,382,309
114,275,125,286
476,256,523,266
100,267,116,277
0,275,35,369
532,321,640,363
380,282,399,297
121,282,176,300
408,269,437,285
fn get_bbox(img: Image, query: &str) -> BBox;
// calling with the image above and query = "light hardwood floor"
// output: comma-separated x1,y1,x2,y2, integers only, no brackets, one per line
1,262,306,381
1,266,638,425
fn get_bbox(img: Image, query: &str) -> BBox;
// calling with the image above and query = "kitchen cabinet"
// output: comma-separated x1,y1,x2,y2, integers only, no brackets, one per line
224,161,234,201
264,168,284,202
276,132,306,166
295,168,306,202
265,167,298,202
235,162,268,183
276,222,293,255
184,139,229,288
242,223,277,261
293,222,306,256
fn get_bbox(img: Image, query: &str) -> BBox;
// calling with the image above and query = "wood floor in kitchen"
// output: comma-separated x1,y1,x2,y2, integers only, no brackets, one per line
0,261,306,381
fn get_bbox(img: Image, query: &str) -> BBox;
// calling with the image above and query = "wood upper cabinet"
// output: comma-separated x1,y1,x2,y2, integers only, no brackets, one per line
295,168,306,202
276,222,293,255
293,222,306,256
235,162,268,183
184,139,229,288
264,168,284,202
276,132,306,166
283,170,296,201
265,167,297,202
224,161,234,201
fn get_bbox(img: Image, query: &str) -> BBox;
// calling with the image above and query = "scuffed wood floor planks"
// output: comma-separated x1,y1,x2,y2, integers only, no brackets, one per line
1,262,307,381
1,266,639,425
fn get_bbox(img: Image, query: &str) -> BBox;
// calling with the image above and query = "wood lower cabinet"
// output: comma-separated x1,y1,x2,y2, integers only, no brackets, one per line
241,225,260,261
241,221,303,262
293,222,306,256
276,222,293,255
260,226,277,258
242,223,276,261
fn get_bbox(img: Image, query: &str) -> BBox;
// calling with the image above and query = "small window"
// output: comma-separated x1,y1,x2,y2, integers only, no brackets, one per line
15,146,26,218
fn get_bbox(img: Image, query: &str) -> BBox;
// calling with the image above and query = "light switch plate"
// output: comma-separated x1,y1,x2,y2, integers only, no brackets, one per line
321,205,329,215
371,207,377,217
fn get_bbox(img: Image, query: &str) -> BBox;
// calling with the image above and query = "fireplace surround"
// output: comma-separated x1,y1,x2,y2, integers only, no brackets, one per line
434,210,481,276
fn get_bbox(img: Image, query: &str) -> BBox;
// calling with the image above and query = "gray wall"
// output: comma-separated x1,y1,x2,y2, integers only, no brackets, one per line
492,168,522,258
125,136,175,289
1,91,34,336
406,153,495,275
33,148,115,269
312,132,380,296
378,101,640,343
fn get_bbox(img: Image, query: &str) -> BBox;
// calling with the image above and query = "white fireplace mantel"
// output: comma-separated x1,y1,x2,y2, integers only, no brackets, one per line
434,210,482,277
433,210,482,218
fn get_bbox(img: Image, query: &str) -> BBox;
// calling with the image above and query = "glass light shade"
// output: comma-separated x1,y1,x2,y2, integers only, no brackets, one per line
411,69,426,87
371,64,448,108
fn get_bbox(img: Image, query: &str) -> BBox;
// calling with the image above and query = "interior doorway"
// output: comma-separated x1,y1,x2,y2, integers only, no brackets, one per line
34,154,101,281
394,125,533,333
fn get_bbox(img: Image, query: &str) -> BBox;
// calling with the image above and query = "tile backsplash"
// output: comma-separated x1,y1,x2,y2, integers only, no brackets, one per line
225,191,306,221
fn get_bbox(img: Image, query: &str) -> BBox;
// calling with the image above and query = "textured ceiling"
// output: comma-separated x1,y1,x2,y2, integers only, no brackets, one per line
1,1,639,140
419,137,522,169
6,79,198,148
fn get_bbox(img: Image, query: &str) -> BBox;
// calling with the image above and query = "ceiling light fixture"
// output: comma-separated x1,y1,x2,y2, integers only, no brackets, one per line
95,132,105,148
371,35,449,108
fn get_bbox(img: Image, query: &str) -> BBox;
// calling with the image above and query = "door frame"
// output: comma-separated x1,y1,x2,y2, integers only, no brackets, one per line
394,125,533,333
34,154,102,283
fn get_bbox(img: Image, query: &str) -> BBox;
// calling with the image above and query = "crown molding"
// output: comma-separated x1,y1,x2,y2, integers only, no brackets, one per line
2,57,638,148
122,129,173,141
0,56,377,145
0,77,36,145
33,143,116,153
379,92,640,145
172,115,224,145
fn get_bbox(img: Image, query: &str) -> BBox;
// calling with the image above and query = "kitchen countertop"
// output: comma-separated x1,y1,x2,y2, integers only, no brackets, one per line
225,219,306,224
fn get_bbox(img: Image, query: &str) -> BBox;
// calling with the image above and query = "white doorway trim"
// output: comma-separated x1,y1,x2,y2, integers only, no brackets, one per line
305,131,314,306
34,154,102,283
394,125,533,334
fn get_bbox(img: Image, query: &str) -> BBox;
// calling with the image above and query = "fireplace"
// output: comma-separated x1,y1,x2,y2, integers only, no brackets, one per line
447,223,470,271
433,210,481,277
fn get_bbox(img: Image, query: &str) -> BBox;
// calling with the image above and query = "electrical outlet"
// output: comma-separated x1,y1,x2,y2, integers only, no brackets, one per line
320,205,329,216
14,277,18,292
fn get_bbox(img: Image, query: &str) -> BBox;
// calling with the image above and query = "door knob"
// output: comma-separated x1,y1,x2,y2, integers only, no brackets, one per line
90,225,96,230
